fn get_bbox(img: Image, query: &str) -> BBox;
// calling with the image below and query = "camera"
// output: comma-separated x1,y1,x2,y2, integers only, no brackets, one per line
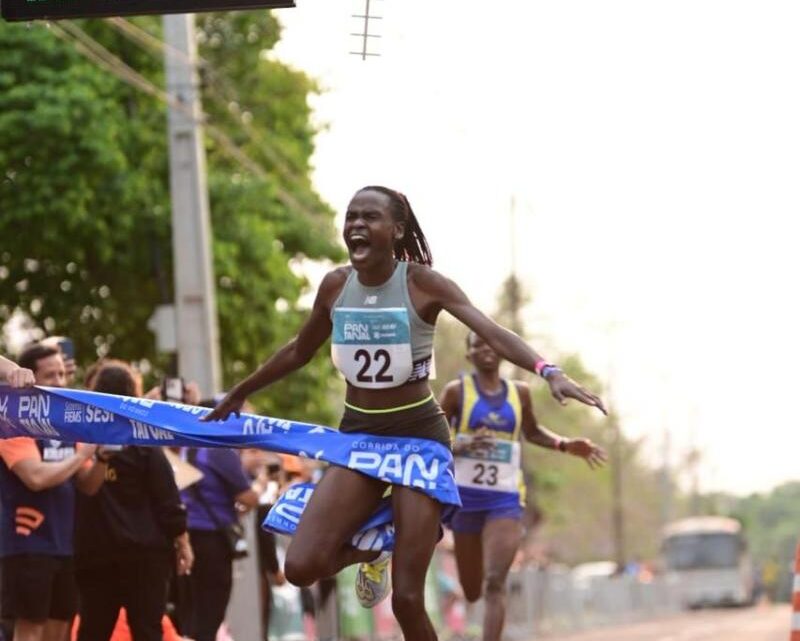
161,377,185,402
57,337,75,361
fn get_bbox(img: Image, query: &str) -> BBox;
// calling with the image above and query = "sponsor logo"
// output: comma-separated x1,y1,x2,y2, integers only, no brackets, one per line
15,507,44,536
166,402,205,416
130,419,174,441
42,443,76,462
407,358,432,382
271,485,314,526
347,451,439,490
364,295,377,305
17,396,59,436
18,395,50,420
343,322,371,341
242,416,292,436
64,402,83,423
120,397,154,417
0,396,7,417
85,406,114,423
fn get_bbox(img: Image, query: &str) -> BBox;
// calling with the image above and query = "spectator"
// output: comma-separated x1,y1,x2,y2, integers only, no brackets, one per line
176,405,263,641
39,337,77,387
0,343,105,641
74,359,193,641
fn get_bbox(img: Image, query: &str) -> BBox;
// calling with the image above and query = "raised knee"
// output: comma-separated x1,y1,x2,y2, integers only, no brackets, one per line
284,551,326,587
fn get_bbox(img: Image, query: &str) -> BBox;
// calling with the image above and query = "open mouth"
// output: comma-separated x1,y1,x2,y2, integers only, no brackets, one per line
347,234,371,258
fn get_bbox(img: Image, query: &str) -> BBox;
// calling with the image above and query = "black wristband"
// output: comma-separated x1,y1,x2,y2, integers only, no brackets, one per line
557,439,568,453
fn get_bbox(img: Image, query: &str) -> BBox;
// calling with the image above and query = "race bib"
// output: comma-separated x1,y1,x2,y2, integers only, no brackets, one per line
331,308,413,389
454,436,521,493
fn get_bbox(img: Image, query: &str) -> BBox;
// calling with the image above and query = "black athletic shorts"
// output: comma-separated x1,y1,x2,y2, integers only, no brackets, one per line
339,396,452,448
1,554,78,622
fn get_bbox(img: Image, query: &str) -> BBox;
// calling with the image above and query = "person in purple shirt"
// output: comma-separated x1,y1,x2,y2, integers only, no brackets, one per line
178,430,263,641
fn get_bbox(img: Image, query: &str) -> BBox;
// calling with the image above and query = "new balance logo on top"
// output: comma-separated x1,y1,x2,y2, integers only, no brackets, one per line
364,295,377,305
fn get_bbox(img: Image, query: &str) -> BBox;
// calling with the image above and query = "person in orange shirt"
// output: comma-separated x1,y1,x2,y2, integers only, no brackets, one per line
0,343,107,641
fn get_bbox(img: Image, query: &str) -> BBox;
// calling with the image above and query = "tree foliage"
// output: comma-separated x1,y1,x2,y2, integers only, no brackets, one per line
0,13,344,425
723,482,800,601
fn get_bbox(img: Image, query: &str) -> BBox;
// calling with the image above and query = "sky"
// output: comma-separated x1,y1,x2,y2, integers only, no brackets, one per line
270,0,800,495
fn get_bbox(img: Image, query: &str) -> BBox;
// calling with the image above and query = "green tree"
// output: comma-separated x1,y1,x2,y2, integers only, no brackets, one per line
726,481,800,601
0,14,344,425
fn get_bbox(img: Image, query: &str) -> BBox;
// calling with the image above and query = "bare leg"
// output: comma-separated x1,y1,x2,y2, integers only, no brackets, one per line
43,620,69,641
480,518,522,641
13,619,43,641
453,531,484,602
284,466,388,587
391,486,442,641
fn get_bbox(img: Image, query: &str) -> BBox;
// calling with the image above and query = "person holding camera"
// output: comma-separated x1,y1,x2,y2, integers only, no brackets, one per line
74,360,193,641
177,402,264,641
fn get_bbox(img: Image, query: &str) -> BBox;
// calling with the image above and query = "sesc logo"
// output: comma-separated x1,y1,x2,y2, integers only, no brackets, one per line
270,485,314,526
347,451,439,490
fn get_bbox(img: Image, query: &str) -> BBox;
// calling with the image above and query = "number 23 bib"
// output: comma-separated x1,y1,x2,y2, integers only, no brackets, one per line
454,436,521,493
331,308,413,389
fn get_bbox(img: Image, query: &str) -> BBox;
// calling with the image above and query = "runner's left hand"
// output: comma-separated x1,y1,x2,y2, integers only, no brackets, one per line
564,438,608,469
547,372,607,415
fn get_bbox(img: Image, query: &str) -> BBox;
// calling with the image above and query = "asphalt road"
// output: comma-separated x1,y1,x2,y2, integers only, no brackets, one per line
541,604,789,641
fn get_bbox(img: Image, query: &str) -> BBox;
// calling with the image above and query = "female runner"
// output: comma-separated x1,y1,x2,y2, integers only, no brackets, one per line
204,186,605,640
439,332,606,641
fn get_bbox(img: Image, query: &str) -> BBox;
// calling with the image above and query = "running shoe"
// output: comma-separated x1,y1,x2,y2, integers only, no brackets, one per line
355,550,392,608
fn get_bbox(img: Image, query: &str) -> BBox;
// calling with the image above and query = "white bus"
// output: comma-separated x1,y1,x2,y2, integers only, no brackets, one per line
662,516,755,608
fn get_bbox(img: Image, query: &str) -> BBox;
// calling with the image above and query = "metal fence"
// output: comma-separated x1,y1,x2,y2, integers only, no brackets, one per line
503,568,683,639
263,553,684,641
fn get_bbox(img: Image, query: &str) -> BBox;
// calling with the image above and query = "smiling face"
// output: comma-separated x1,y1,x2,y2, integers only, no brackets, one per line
343,189,405,271
466,332,501,373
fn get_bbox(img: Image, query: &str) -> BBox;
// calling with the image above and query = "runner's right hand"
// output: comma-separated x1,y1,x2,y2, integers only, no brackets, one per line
201,389,245,422
468,429,497,454
454,429,496,455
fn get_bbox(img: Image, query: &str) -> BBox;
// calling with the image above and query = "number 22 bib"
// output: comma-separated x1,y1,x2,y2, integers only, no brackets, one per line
454,436,521,493
331,308,413,389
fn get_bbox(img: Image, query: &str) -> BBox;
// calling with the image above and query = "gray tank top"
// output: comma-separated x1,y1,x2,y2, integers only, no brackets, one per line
330,262,435,388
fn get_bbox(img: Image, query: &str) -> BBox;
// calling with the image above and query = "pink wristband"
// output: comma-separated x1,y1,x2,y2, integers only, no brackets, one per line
534,360,547,376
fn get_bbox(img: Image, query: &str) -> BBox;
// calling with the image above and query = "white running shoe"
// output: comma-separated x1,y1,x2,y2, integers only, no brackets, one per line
355,550,392,608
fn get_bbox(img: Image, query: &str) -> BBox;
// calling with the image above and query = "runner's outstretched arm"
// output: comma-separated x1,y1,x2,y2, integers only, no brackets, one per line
413,267,606,415
203,269,347,422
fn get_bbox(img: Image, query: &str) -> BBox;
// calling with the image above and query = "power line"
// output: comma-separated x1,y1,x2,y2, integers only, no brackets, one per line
48,20,328,225
104,16,318,199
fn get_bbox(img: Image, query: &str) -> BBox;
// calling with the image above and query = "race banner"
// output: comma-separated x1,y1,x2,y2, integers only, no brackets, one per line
0,386,461,512
264,482,398,551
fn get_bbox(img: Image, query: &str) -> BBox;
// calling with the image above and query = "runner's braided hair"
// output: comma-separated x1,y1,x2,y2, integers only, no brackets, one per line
360,186,433,267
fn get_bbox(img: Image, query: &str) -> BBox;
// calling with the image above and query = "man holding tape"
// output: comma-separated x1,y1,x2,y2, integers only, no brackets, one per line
0,343,106,641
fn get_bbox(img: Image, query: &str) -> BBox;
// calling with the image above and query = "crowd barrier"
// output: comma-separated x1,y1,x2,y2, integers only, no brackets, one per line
263,547,685,641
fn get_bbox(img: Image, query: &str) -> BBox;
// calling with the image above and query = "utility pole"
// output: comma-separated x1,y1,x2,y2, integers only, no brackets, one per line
163,16,260,641
609,408,626,571
163,14,221,397
659,428,673,527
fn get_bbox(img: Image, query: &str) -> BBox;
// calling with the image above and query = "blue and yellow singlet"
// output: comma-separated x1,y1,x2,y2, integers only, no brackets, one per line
452,374,526,511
